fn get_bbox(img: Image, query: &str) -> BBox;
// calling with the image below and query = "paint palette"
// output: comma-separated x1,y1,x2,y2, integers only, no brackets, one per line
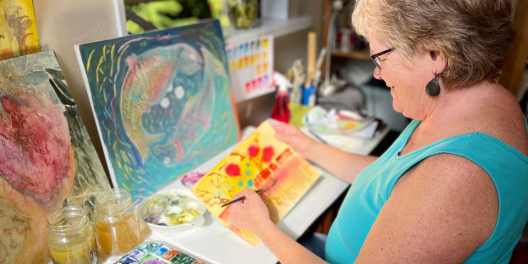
137,189,206,233
115,241,207,264
303,106,373,134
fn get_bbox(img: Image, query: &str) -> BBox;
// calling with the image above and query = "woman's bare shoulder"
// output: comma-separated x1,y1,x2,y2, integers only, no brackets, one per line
359,153,497,263
466,83,528,156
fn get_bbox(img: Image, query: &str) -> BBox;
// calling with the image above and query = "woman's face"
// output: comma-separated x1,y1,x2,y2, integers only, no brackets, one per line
367,31,444,120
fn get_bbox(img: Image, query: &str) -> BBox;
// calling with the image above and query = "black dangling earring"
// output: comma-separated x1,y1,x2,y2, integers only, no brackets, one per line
425,70,441,96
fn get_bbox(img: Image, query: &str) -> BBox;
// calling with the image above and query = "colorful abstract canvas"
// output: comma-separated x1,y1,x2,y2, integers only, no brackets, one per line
76,20,240,203
0,0,40,60
191,122,320,246
0,51,109,263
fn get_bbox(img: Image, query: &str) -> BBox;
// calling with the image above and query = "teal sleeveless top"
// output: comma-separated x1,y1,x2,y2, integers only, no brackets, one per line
326,119,528,263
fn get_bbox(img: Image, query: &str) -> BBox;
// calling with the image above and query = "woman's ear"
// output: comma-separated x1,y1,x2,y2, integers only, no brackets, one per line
429,50,446,74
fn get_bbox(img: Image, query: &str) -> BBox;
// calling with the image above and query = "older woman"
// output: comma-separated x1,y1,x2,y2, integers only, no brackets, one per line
228,0,528,263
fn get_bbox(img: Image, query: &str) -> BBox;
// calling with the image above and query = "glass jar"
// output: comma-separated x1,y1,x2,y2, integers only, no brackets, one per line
95,188,141,255
228,0,257,29
47,206,98,264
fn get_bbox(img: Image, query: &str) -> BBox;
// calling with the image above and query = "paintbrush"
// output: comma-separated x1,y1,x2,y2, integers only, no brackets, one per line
290,60,304,104
304,32,317,87
306,48,327,86
221,179,278,208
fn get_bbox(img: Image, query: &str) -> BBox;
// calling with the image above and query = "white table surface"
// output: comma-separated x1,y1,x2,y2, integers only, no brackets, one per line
98,124,390,264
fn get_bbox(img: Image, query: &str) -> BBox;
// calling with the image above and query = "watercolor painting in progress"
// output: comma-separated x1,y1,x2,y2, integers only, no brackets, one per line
76,20,240,203
191,122,320,246
0,0,40,60
0,51,109,263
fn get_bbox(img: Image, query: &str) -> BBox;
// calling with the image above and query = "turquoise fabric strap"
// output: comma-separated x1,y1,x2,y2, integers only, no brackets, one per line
325,119,528,264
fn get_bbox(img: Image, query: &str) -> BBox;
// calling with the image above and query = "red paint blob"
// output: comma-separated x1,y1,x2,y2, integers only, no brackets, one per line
247,145,260,158
262,146,275,163
225,163,241,177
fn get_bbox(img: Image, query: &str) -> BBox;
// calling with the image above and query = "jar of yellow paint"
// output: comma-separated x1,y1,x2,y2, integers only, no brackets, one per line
95,188,142,255
47,206,98,264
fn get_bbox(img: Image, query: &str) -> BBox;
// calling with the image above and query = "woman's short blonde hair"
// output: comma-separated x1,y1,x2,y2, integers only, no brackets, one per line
352,0,516,89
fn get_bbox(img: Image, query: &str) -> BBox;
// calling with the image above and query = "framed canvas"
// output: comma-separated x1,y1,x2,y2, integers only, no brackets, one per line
76,19,240,203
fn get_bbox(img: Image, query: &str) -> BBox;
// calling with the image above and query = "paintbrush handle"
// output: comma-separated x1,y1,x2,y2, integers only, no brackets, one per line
221,196,246,207
220,187,271,208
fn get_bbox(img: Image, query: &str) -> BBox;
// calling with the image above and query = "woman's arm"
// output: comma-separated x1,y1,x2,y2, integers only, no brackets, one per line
258,223,328,264
355,153,498,263
308,142,378,184
274,124,378,184
229,189,328,264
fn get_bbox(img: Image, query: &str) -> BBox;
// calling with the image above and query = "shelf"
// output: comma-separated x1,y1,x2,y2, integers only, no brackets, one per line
331,49,371,60
226,16,312,43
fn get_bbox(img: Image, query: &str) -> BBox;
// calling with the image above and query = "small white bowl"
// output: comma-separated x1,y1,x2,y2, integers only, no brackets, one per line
137,188,206,234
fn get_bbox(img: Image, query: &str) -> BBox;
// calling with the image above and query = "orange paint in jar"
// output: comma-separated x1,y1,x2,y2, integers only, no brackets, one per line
95,188,145,255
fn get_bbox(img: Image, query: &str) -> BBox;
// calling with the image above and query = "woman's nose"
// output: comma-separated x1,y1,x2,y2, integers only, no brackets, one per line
373,66,382,80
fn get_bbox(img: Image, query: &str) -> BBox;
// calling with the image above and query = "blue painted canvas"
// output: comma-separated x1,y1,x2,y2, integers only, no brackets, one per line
76,20,240,202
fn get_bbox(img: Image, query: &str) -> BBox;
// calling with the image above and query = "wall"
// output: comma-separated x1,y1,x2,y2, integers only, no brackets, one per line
274,0,324,73
33,0,127,177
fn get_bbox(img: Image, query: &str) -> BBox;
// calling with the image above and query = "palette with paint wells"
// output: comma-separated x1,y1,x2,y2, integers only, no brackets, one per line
115,241,207,264
137,189,206,233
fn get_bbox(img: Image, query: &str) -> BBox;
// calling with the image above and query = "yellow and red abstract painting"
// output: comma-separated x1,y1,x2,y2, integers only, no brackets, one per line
191,122,320,246
0,0,40,60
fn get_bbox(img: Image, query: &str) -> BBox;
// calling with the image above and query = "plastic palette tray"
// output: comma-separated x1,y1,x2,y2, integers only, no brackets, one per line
115,241,207,264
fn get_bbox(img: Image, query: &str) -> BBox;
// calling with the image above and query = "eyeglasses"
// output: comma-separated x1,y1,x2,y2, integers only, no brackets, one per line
370,48,395,69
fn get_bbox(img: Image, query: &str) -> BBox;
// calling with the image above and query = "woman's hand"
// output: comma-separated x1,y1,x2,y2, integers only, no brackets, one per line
273,124,319,160
229,189,328,264
228,188,273,236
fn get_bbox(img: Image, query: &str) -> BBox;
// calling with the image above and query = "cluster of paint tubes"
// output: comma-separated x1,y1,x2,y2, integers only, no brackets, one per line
226,36,273,96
